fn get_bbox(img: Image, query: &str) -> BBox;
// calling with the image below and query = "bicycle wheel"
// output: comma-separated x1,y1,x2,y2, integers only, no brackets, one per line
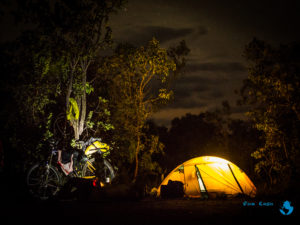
53,114,72,139
26,164,61,200
82,158,115,183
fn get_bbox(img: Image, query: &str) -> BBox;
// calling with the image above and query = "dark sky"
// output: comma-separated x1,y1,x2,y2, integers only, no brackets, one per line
1,0,300,127
109,0,300,126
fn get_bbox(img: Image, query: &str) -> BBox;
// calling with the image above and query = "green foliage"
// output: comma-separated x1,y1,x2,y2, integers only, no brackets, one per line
89,96,115,138
70,138,78,149
0,0,126,173
97,121,115,131
240,38,300,190
99,38,185,180
85,82,94,95
43,113,53,141
86,111,95,129
15,46,60,126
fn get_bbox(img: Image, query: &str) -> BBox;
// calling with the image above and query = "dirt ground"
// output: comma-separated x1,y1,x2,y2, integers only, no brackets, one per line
0,177,298,225
1,193,298,225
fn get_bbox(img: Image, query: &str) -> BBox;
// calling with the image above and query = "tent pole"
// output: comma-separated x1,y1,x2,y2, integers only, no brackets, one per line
195,165,208,198
228,163,244,194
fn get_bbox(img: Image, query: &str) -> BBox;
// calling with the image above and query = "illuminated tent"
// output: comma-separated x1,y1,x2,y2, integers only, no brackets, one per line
157,156,256,198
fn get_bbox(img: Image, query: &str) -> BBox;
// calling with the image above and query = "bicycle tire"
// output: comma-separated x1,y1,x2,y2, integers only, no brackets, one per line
26,163,61,200
81,158,115,183
53,114,72,138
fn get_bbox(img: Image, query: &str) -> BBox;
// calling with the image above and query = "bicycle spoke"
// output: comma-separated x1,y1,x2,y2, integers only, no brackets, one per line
28,182,41,186
87,161,96,171
47,183,58,188
27,164,61,200
47,174,57,180
28,178,40,183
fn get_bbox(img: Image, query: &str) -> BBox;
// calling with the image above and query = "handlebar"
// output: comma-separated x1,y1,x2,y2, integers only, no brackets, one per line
48,138,59,149
49,137,104,151
75,140,85,145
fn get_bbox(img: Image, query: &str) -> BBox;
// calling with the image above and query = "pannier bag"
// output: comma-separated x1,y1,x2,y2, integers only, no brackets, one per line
160,180,184,198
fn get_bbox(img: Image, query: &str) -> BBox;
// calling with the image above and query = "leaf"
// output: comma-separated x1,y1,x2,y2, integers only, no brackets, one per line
86,82,94,94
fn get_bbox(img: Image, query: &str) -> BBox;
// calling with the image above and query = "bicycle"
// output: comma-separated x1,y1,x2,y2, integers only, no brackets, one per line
26,137,115,200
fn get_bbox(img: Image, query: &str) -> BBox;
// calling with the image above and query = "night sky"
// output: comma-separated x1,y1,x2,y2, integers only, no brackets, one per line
109,0,300,126
1,0,300,127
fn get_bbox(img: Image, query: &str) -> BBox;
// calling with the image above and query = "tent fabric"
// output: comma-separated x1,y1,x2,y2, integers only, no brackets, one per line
158,156,256,198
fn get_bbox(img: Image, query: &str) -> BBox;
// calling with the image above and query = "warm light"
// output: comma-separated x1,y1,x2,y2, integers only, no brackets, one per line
157,155,257,198
92,179,97,187
92,179,105,188
184,156,230,167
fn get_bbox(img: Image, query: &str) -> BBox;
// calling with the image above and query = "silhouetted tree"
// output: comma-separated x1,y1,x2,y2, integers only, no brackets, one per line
160,101,261,177
240,38,300,191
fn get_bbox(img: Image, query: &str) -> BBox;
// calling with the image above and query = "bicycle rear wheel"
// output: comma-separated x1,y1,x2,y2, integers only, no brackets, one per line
26,164,61,200
82,158,115,183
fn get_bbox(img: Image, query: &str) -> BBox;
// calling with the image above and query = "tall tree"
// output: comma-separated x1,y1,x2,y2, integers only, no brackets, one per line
100,38,183,181
240,38,300,190
13,0,125,140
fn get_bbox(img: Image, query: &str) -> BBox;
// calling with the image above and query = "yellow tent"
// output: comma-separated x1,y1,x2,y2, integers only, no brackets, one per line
157,156,256,198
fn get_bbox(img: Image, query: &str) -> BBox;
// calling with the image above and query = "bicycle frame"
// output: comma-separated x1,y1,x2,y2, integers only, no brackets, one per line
26,137,115,200
44,137,113,182
44,150,55,185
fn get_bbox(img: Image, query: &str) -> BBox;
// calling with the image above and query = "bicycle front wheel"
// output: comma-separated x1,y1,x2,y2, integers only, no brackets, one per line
26,164,61,200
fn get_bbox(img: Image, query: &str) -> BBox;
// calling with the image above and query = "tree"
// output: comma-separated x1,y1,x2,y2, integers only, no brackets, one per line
167,40,190,78
163,113,219,171
100,38,180,181
0,0,126,173
12,0,125,140
240,38,300,190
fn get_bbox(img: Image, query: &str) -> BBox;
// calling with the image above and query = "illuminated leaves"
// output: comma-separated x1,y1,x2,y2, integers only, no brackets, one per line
86,111,95,129
103,38,176,123
85,82,94,95
97,121,114,131
42,113,54,141
92,97,114,134
241,38,300,188
100,38,178,178
158,88,173,101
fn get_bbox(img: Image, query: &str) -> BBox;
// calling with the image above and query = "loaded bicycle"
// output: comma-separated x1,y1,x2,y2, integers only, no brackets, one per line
26,137,115,200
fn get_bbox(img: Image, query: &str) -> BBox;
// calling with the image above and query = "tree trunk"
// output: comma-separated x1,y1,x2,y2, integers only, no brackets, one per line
282,137,289,160
133,134,141,182
69,61,89,141
79,70,87,137
66,58,79,109
74,124,80,140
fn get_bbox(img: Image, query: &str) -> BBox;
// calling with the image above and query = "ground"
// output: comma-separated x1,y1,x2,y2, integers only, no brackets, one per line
1,198,298,225
0,175,298,225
